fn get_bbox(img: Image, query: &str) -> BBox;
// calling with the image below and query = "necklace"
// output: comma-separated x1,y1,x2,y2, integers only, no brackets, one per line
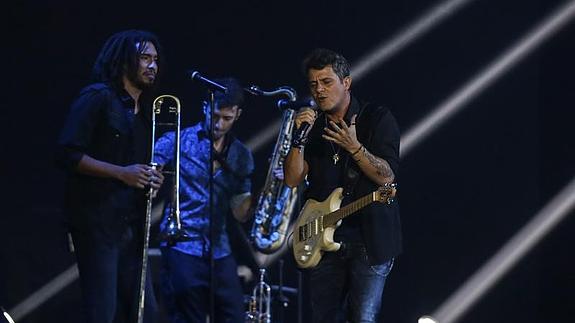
325,115,341,165
329,142,341,165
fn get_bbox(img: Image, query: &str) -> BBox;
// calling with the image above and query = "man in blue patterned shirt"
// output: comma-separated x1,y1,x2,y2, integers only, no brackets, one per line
153,77,254,323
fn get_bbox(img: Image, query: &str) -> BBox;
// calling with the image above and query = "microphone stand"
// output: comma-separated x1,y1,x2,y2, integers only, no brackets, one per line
297,271,303,323
189,71,226,323
277,259,289,323
208,90,216,323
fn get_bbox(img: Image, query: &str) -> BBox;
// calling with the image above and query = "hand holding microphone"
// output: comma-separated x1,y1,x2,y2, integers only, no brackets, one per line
291,104,318,149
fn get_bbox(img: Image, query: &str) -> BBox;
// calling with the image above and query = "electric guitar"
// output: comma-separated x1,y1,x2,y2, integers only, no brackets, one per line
292,184,397,268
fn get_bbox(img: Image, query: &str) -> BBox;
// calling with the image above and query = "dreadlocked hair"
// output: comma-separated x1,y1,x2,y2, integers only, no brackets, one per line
91,29,162,91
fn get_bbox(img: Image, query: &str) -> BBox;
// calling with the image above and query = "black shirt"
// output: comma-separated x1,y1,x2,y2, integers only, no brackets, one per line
303,95,402,264
56,83,151,241
304,97,363,242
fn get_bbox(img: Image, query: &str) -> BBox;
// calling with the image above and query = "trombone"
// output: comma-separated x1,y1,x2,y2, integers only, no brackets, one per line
136,94,191,323
151,95,191,245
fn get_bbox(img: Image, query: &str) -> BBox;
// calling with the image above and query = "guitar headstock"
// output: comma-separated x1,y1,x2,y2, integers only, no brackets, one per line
376,183,397,204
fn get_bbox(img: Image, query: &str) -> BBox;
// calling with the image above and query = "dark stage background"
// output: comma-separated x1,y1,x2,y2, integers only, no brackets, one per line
2,0,575,322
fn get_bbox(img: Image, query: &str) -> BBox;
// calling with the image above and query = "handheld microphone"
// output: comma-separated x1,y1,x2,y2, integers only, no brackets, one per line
277,98,316,110
188,71,227,92
292,123,311,147
291,102,318,148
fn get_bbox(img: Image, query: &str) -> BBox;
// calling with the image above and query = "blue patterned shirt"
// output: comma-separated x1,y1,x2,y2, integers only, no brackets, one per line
153,123,254,258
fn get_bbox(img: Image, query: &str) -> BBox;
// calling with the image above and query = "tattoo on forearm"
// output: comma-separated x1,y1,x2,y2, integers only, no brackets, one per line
362,149,393,178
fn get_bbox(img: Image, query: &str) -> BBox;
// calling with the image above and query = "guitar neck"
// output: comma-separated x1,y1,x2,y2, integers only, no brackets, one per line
323,192,376,227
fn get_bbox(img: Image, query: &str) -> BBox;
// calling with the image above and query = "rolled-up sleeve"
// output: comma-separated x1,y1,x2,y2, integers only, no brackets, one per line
370,110,400,176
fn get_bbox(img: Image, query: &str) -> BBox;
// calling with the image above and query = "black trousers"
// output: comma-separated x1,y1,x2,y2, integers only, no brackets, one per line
71,223,158,323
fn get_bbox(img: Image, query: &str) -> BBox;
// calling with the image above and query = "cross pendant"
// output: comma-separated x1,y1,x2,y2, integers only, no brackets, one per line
332,153,340,165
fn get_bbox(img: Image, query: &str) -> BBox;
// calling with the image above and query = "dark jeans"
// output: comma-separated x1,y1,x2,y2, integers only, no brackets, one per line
160,248,245,323
309,243,394,323
71,224,158,323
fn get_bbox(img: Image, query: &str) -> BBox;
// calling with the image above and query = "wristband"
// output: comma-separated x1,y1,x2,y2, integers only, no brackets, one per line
351,145,363,156
291,136,308,149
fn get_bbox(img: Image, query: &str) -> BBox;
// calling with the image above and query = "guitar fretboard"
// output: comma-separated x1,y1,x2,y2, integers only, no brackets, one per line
323,192,376,227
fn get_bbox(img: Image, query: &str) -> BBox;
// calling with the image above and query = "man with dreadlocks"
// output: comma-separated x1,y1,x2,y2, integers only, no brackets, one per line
56,30,165,323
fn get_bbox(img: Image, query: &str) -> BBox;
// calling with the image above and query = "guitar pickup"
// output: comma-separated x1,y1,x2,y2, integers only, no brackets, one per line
298,224,309,241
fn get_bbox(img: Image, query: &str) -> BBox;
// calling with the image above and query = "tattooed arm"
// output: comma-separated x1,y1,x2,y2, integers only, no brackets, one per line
351,146,395,186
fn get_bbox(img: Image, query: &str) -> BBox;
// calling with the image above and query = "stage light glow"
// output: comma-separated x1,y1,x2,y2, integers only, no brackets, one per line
401,0,575,156
429,175,575,323
407,2,575,322
9,265,79,321
246,0,474,154
1,307,16,323
351,0,475,80
245,119,282,152
418,315,439,323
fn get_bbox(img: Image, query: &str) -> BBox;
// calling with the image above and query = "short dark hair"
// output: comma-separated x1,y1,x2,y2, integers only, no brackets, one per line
302,48,350,81
92,29,163,91
213,77,244,109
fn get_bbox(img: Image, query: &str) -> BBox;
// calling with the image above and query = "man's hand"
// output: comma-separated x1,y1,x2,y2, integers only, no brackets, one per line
293,107,317,131
322,114,361,153
118,164,164,189
231,193,253,223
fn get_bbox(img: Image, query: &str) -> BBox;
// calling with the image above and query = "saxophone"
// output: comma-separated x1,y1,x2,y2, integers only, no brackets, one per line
248,85,299,254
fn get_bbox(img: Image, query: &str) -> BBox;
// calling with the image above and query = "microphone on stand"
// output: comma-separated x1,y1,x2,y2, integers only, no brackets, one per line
188,70,227,92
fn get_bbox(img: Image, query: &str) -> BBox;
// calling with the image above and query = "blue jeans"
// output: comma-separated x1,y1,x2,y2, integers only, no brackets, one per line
160,248,245,323
309,243,394,323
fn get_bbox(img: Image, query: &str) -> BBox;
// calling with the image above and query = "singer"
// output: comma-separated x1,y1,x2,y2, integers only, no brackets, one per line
284,48,402,323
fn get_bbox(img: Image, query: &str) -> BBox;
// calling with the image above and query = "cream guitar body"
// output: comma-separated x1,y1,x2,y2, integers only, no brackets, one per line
292,184,396,268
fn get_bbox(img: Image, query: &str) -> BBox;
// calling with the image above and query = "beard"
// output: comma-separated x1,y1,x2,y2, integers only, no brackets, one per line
128,70,155,91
